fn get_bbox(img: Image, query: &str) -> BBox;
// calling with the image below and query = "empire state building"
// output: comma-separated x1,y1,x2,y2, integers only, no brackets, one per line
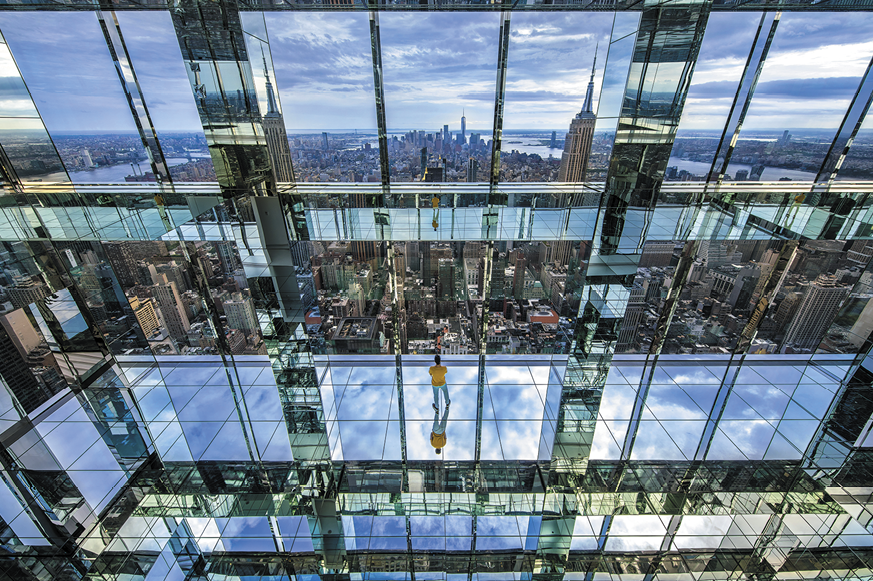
261,54,295,183
557,54,597,183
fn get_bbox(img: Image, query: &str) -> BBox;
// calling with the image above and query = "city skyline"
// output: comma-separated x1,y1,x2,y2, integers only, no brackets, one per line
0,11,868,137
4,3,873,577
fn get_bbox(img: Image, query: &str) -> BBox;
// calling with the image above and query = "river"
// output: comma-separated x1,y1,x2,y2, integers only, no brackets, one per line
68,156,208,184
666,158,817,181
501,136,563,159
366,133,563,158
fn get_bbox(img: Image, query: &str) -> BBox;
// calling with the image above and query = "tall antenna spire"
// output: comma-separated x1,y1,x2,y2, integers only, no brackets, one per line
262,46,278,115
580,43,598,115
591,42,598,81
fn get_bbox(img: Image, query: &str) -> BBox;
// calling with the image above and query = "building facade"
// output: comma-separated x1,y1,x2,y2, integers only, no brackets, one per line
0,2,871,580
557,56,598,183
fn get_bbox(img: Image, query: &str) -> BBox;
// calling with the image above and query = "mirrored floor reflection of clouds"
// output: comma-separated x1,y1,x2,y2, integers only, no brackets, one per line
320,359,555,461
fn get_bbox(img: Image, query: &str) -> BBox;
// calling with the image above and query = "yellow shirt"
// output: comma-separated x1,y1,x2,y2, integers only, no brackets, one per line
429,364,447,386
431,196,440,208
431,431,447,448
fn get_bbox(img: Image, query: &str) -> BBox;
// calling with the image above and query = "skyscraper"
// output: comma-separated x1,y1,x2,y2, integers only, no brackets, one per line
4,6,873,579
782,274,850,351
466,157,478,182
420,147,427,178
261,52,295,183
460,109,466,144
6,276,49,310
224,292,260,334
558,52,597,182
129,296,160,338
0,315,53,414
152,278,191,343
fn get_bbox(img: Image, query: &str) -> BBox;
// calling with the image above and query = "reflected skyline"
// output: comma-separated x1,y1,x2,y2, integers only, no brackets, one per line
2,5,873,580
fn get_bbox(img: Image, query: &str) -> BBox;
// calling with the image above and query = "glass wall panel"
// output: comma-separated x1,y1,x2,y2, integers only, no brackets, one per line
638,239,867,355
607,238,873,356
499,12,612,183
381,13,499,183
0,34,67,184
733,13,873,182
0,244,70,415
484,241,581,355
818,240,873,352
837,113,873,180
666,12,762,182
263,13,378,184
589,365,636,460
0,241,118,398
302,240,388,355
587,12,639,183
101,240,261,358
614,240,681,355
0,12,146,184
709,362,837,461
115,12,217,183
58,241,150,356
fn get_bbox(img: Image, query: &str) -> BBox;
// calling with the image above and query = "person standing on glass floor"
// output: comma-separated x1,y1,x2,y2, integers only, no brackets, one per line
429,354,450,412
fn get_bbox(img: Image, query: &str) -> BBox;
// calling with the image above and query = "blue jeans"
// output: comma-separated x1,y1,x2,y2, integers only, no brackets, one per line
432,405,450,435
432,383,450,408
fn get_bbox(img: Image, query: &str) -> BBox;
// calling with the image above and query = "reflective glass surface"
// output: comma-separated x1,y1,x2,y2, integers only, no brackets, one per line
0,5,873,581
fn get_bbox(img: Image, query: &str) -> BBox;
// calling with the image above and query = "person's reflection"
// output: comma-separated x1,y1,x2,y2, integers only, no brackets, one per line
430,404,449,456
786,192,805,228
432,194,440,230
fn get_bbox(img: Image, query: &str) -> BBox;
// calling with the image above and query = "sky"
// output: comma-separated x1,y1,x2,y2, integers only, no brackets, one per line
0,11,203,134
589,362,833,462
0,11,871,135
679,11,873,132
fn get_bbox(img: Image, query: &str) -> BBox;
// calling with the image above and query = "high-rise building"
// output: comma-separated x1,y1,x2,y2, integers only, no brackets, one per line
616,282,646,351
550,130,557,149
638,241,676,267
512,250,526,300
782,274,850,351
3,6,873,579
261,53,295,183
216,240,241,273
460,109,466,144
423,164,443,182
224,292,259,334
437,257,455,299
466,157,478,182
6,276,49,309
351,241,380,264
0,308,40,357
557,53,597,182
419,146,427,178
129,295,160,338
0,323,46,414
152,278,191,342
104,242,139,287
